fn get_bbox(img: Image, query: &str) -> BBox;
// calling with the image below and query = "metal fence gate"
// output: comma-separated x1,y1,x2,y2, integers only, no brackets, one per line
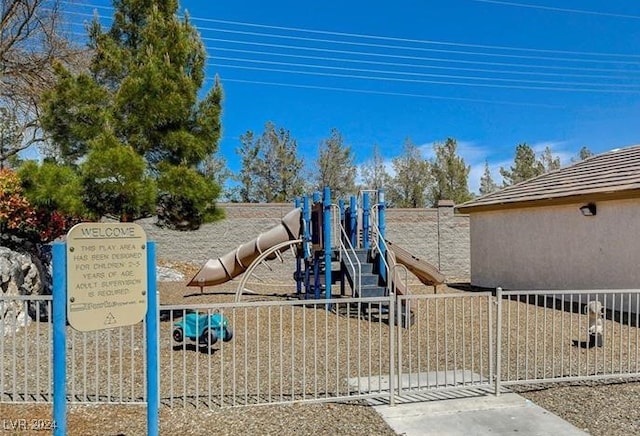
1,289,639,407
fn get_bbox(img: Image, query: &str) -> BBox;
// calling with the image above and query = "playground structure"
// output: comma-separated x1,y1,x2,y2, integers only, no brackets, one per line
188,188,445,326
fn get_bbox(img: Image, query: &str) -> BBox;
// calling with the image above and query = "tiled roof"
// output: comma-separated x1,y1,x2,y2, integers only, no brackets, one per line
457,144,640,213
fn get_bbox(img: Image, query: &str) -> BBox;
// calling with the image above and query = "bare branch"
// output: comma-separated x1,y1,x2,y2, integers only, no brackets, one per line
1,0,87,163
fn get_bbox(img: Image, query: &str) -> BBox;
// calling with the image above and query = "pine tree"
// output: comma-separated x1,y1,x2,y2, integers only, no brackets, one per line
479,160,498,196
41,1,223,225
499,143,544,186
428,138,472,205
235,122,305,203
315,128,356,198
387,138,431,208
539,146,560,172
571,146,594,162
360,144,390,191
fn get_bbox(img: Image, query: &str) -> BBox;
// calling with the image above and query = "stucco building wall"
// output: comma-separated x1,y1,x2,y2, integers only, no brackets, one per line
470,198,640,290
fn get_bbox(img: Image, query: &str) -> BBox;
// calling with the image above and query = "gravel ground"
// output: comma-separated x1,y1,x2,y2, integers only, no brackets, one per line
1,255,640,435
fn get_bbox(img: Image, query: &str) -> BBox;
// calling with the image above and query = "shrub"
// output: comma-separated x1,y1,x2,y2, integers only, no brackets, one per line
0,168,79,245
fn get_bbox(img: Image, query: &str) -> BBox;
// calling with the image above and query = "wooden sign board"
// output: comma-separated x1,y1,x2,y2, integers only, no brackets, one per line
66,223,148,331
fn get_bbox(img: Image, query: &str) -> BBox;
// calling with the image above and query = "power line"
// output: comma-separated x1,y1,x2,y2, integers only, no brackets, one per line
64,24,640,94
208,46,637,81
65,1,640,59
193,26,640,65
212,63,640,94
208,56,640,89
61,5,640,96
66,18,639,76
468,0,640,20
200,36,640,75
212,77,564,108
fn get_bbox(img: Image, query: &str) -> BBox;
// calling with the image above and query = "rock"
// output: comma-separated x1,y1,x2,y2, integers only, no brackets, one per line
0,247,46,335
156,266,185,282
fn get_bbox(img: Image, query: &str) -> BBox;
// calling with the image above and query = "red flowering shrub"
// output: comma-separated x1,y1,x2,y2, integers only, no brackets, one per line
0,169,38,234
0,169,78,244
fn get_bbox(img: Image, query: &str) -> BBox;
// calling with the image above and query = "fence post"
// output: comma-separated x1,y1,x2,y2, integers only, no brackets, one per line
389,294,395,406
146,242,159,435
52,242,67,436
495,287,502,396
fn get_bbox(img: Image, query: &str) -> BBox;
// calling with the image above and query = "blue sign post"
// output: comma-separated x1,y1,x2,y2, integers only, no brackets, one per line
52,240,159,435
52,243,67,436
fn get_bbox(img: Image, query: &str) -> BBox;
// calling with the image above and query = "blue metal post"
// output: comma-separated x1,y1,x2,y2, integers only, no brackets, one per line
313,254,321,299
294,198,302,295
362,192,370,250
303,195,312,297
312,191,321,203
52,242,67,436
146,242,159,436
323,187,332,301
349,196,357,247
377,189,387,283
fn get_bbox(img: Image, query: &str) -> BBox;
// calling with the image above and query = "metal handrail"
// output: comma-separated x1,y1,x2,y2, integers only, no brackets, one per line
368,222,392,295
330,204,341,248
369,204,411,297
338,222,362,297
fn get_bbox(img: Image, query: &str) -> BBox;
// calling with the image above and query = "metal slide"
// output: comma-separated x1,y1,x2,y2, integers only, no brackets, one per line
385,240,446,290
187,208,302,287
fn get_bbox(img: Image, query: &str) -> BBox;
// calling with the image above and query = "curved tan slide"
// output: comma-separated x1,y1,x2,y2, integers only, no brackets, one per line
187,208,302,287
385,240,446,291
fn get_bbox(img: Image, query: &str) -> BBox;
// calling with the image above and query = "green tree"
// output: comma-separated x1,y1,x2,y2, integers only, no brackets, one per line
18,160,86,217
479,160,498,196
387,139,431,208
499,143,543,186
360,144,390,191
41,1,223,225
428,138,472,205
235,122,304,203
315,128,356,198
539,146,560,172
572,146,594,162
234,131,260,202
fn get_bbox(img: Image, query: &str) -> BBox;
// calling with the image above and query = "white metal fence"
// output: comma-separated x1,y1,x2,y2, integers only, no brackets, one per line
1,289,640,407
160,297,396,407
496,288,640,391
0,295,147,404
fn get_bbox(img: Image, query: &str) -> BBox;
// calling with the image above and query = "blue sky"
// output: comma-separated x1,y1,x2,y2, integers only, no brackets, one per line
63,1,640,194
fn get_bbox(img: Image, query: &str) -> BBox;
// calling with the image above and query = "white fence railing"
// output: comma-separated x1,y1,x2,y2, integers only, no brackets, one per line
0,295,147,404
496,288,640,392
1,289,640,407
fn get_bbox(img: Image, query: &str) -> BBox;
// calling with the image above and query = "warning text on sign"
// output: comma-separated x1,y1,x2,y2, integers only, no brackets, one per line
66,223,148,332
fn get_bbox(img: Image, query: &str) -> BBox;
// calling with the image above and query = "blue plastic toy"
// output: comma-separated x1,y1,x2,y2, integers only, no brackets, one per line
173,312,233,345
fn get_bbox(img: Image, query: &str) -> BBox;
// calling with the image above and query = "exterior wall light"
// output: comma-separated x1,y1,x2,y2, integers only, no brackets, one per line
579,203,597,216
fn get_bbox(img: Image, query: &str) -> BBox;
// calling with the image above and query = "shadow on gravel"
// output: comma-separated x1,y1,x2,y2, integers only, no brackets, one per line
172,343,221,355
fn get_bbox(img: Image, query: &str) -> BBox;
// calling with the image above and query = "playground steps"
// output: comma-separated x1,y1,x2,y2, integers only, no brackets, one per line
341,248,415,328
342,249,387,298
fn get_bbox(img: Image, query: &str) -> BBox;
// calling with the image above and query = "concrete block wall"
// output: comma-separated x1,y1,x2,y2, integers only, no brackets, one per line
138,202,470,284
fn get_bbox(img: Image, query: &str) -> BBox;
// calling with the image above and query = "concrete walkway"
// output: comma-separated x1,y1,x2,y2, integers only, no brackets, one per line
372,392,587,436
350,372,587,436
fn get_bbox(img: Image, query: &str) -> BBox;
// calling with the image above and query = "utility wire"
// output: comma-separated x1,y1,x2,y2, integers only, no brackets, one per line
208,46,638,81
468,0,640,20
61,5,640,95
213,63,640,94
208,56,640,89
65,1,640,59
66,21,640,77
213,77,564,108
